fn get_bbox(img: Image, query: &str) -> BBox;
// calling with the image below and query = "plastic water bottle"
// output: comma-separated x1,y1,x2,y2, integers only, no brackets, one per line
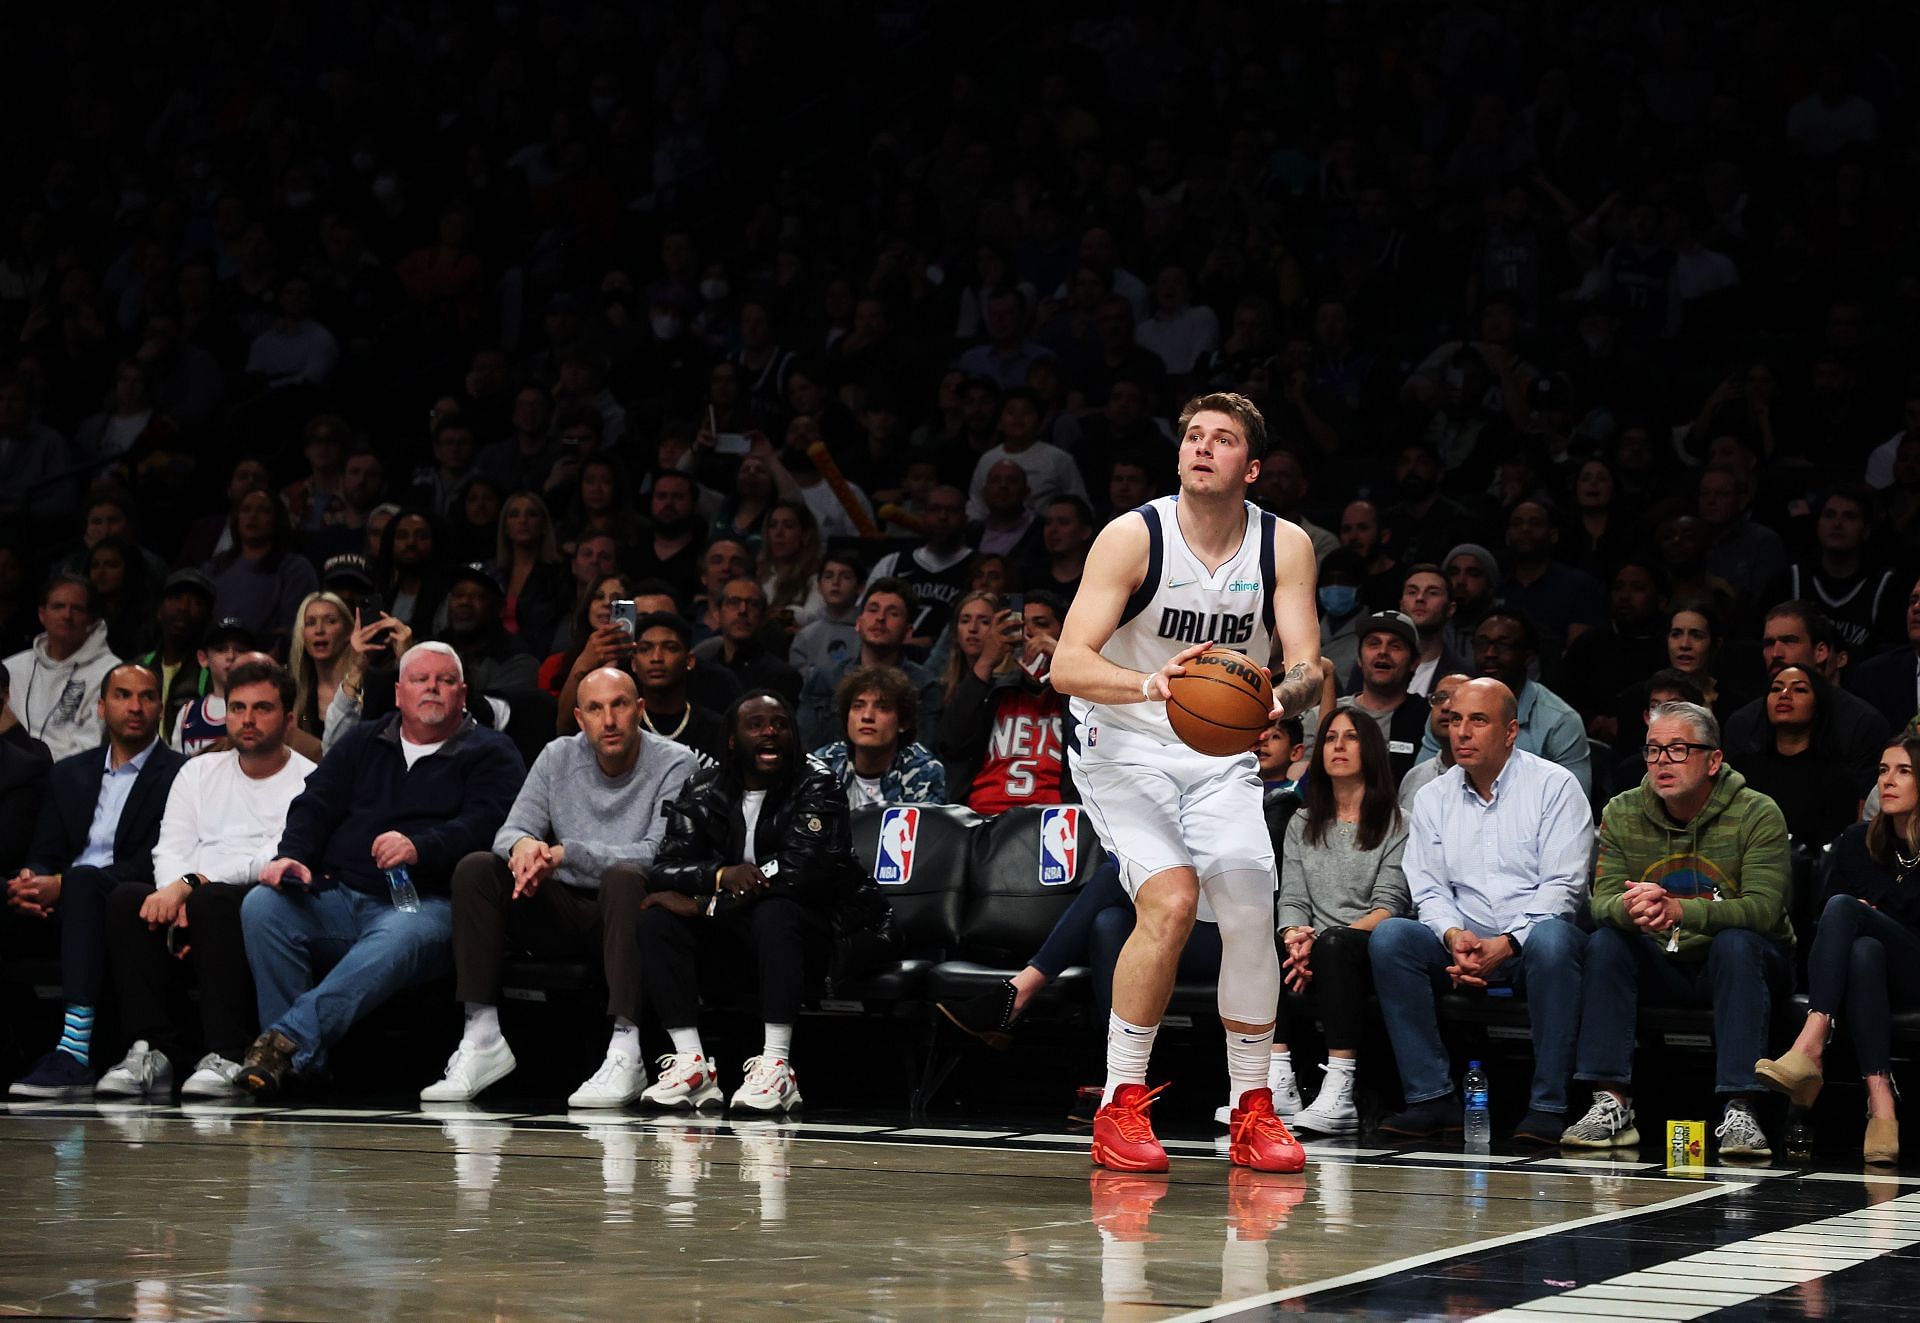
1463,1060,1492,1153
385,865,421,913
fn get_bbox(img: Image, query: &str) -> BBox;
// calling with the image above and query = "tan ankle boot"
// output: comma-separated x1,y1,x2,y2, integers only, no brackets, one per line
1865,1117,1900,1166
1754,1048,1823,1107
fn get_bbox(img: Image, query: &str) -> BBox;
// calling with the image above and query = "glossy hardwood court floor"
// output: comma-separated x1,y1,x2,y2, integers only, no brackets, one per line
2,1101,1915,1321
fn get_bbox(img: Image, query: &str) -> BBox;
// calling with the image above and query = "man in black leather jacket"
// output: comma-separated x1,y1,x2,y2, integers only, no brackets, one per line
634,689,860,1114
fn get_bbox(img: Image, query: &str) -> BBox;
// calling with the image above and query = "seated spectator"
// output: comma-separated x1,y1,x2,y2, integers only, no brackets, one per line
1698,465,1786,607
1659,602,1742,722
558,454,643,557
866,486,975,654
2,573,120,761
376,509,450,639
788,553,864,682
1339,500,1401,611
969,461,1043,562
966,388,1088,521
1393,565,1471,698
289,591,354,743
1722,601,1890,789
1756,733,1920,1166
1416,610,1593,796
1276,709,1412,1136
798,577,943,750
1845,572,1920,730
1440,544,1500,661
812,664,945,808
1734,664,1861,847
1497,499,1605,662
8,663,185,1097
238,642,525,1098
1765,485,1901,659
637,691,863,1113
203,486,319,656
941,593,1074,812
422,667,696,1107
438,562,540,695
1561,701,1791,1157
1025,495,1096,604
1398,674,1473,809
955,290,1054,392
0,665,51,875
1610,668,1706,792
690,536,756,645
758,501,824,630
630,612,728,767
1371,678,1591,1143
544,534,623,658
97,660,315,1098
88,534,159,659
1316,550,1371,690
170,617,254,754
1309,611,1426,786
1556,559,1670,743
629,470,706,607
692,578,802,706
543,571,638,709
139,569,216,729
495,491,571,657
1260,717,1305,799
410,415,481,518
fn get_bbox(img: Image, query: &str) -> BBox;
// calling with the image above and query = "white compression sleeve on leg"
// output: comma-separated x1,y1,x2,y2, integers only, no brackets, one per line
1205,869,1282,1026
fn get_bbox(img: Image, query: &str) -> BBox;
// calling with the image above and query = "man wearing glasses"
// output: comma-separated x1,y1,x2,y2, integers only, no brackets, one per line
1560,701,1793,1158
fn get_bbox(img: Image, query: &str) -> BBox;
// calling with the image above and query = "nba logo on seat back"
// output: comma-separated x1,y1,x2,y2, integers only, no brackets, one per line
874,807,920,884
1039,807,1079,885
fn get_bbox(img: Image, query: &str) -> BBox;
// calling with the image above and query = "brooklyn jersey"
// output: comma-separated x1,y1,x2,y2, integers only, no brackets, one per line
1069,495,1278,747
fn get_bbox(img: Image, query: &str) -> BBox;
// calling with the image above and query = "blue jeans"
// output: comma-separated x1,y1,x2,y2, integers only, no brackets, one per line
241,885,454,1073
1573,925,1792,1096
1369,915,1585,1113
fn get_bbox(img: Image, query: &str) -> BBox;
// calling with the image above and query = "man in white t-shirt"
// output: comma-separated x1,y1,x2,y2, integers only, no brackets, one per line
1134,265,1220,377
97,659,316,1099
965,389,1088,521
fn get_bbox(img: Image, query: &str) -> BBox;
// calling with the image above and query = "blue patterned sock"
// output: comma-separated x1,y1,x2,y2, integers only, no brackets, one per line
56,1004,94,1065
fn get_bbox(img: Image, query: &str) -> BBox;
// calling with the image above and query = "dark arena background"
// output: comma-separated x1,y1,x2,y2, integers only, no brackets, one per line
3,1,1920,1319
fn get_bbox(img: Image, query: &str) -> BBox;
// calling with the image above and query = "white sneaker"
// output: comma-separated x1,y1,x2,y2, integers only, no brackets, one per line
1714,1100,1771,1159
568,1050,647,1109
1560,1091,1640,1148
96,1042,173,1099
420,1037,518,1103
729,1056,802,1113
640,1052,723,1110
1269,1068,1304,1118
1295,1065,1360,1136
180,1054,245,1099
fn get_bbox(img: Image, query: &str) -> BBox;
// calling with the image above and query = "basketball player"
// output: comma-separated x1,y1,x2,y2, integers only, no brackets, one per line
1052,392,1323,1174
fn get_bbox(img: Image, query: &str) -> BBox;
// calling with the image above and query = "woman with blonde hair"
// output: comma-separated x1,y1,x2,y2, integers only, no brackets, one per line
288,590,355,739
495,490,570,655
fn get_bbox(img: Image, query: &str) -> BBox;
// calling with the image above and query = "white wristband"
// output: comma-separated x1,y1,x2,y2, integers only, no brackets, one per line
1141,672,1154,701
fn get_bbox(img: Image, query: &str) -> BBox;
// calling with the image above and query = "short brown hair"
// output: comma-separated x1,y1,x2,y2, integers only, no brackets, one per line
1177,391,1269,459
835,664,919,741
227,658,297,710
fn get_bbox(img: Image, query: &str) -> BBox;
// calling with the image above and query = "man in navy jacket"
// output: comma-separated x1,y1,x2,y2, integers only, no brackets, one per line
9,662,184,1097
239,643,524,1096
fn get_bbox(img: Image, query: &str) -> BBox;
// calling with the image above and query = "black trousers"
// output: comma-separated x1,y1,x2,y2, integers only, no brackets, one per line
449,851,650,1022
104,881,256,1063
59,866,131,1006
636,895,830,1030
1274,925,1373,1052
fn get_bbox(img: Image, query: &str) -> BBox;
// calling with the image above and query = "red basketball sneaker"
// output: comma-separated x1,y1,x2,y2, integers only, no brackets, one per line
1091,1082,1170,1172
1228,1087,1306,1172
1089,1168,1171,1241
1226,1167,1308,1240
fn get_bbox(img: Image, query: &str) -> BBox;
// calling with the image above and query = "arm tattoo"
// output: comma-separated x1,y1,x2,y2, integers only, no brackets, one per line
1272,661,1317,715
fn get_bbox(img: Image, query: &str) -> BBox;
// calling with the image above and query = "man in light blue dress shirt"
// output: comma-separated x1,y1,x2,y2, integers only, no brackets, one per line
1370,676,1594,1143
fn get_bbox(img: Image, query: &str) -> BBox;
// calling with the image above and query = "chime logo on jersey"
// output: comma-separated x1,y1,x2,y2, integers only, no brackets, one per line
1156,607,1255,645
1038,806,1079,885
874,807,920,884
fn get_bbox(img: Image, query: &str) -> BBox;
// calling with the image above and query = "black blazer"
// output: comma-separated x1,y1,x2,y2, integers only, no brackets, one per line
1846,647,1919,731
26,740,187,884
0,734,52,875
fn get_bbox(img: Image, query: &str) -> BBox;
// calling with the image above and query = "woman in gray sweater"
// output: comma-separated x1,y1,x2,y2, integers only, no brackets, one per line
1275,708,1410,1135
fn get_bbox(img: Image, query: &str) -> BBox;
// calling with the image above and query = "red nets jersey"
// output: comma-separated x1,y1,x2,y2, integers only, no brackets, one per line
968,687,1068,813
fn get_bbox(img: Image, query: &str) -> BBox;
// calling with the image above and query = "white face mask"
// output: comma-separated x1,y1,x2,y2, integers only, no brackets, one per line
699,277,729,302
650,313,682,341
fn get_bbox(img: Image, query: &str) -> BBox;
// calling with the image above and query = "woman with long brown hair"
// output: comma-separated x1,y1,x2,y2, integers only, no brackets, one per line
1756,733,1920,1164
1274,707,1411,1136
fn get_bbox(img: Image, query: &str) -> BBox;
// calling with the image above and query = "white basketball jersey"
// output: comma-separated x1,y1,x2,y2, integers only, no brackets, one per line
1070,495,1278,746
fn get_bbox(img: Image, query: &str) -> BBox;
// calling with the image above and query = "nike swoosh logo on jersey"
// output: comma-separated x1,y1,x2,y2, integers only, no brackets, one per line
1166,577,1195,588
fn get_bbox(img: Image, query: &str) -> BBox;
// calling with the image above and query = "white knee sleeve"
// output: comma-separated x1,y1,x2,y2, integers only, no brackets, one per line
1204,868,1281,1025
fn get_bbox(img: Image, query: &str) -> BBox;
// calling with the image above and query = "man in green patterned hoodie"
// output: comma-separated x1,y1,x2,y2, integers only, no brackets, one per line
1559,700,1794,1158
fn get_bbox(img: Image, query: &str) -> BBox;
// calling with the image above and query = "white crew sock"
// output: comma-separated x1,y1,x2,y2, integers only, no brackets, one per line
608,1017,640,1060
1102,1012,1159,1104
1227,1025,1276,1107
1324,1055,1357,1076
463,1003,502,1050
668,1026,705,1058
763,1023,793,1059
1267,1047,1295,1093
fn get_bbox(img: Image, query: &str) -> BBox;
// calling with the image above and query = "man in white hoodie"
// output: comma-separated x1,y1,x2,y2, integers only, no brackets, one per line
2,574,121,761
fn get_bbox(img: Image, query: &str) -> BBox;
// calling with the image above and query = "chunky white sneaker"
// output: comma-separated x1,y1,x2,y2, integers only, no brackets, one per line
729,1055,802,1113
420,1037,518,1103
568,1050,647,1109
180,1054,246,1099
96,1042,174,1099
1559,1091,1640,1148
640,1052,723,1110
1294,1065,1359,1136
1714,1100,1771,1159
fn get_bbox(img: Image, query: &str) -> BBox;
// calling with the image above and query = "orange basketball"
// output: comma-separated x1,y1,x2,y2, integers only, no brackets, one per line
1165,647,1273,757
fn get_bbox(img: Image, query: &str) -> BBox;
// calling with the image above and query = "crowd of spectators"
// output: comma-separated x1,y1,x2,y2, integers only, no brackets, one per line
3,1,1920,1161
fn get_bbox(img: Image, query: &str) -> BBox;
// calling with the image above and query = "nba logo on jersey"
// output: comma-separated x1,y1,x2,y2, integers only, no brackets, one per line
1038,807,1079,885
874,807,920,884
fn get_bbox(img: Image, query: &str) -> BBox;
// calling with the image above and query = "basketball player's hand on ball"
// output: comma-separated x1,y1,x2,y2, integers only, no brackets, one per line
1148,642,1212,702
